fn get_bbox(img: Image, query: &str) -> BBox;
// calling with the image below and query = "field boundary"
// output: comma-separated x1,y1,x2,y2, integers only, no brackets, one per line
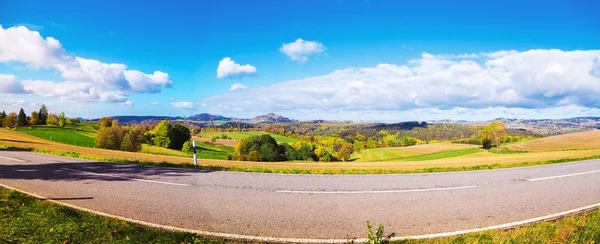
1,182,598,243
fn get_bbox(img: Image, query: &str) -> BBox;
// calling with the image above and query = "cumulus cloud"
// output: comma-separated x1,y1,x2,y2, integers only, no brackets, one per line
119,100,134,108
0,74,28,94
203,49,600,117
280,38,325,62
22,80,128,103
230,83,247,92
0,25,172,103
171,101,195,110
591,57,600,78
216,57,256,79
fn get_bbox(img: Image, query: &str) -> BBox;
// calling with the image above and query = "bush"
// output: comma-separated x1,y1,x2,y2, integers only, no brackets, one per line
211,136,217,143
233,134,283,162
182,141,194,152
170,124,191,150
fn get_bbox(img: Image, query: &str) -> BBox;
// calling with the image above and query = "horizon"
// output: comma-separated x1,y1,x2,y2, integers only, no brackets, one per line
1,0,599,121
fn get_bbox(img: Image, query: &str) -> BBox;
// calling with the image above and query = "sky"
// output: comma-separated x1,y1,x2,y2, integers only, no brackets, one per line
1,0,599,121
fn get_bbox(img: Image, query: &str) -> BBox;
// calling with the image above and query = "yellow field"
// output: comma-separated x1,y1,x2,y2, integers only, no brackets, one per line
2,129,600,172
508,130,600,151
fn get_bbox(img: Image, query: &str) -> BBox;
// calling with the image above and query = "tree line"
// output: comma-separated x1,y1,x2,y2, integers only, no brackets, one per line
0,105,76,128
94,119,191,152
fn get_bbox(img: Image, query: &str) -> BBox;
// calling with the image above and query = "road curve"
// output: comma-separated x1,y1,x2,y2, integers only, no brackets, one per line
1,149,600,241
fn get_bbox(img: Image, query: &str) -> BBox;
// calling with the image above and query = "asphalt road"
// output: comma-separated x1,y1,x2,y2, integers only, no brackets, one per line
1,149,600,241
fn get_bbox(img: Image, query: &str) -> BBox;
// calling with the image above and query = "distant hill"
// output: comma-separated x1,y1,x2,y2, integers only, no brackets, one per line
94,115,182,123
186,113,233,122
251,113,294,123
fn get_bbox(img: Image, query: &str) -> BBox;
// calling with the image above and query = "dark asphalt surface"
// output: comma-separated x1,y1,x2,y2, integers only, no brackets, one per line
1,149,599,240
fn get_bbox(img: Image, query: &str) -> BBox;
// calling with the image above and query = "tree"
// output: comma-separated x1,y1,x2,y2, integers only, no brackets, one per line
29,111,39,125
120,128,144,152
182,141,194,152
95,126,128,150
233,134,283,162
153,120,172,148
111,120,119,127
3,112,17,127
17,108,27,127
98,117,112,128
0,111,5,127
478,122,506,149
170,124,191,150
38,104,48,125
46,113,59,127
58,112,66,128
338,143,354,161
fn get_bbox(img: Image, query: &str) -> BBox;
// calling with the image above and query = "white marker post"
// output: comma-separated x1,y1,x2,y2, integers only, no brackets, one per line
192,140,198,166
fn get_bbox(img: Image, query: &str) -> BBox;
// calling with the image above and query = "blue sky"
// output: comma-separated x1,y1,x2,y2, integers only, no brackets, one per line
1,0,599,121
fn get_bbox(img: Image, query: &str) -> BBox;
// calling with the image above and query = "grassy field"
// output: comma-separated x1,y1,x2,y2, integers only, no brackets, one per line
200,131,298,143
508,130,600,151
2,188,599,243
141,142,234,160
3,129,600,174
352,144,480,162
16,124,97,148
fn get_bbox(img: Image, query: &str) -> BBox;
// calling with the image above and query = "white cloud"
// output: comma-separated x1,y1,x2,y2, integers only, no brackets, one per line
0,25,172,103
230,83,247,92
591,57,600,78
119,100,134,108
203,49,600,118
0,74,28,94
216,57,256,79
21,80,127,103
280,38,325,62
150,101,159,105
171,101,195,110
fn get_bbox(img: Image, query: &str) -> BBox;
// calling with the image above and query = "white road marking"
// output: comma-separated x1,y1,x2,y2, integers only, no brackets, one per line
1,182,599,243
527,169,600,182
61,168,190,187
0,155,25,162
277,185,477,194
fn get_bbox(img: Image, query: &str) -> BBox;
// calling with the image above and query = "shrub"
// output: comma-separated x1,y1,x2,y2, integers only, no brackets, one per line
211,136,217,143
182,141,194,152
247,150,264,162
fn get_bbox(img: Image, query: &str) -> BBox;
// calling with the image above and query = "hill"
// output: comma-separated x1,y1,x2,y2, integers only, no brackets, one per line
251,113,294,123
508,130,600,151
92,115,181,123
186,113,233,122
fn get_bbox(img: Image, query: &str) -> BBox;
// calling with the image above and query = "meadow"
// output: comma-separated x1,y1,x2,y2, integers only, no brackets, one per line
1,188,598,243
3,128,600,174
200,131,298,143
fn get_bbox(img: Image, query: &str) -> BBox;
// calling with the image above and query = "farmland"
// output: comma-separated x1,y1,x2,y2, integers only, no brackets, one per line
352,143,481,162
508,130,600,151
3,128,600,174
200,131,298,143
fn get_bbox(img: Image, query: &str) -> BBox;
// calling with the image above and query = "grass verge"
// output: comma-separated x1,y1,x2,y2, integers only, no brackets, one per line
0,188,227,243
1,187,599,243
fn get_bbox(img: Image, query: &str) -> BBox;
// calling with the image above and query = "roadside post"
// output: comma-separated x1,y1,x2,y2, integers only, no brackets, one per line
193,140,198,166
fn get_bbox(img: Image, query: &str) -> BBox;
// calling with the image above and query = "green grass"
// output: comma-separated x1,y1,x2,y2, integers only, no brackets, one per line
140,142,234,160
1,187,599,244
200,131,298,143
396,148,484,162
352,148,418,162
16,125,96,148
0,188,227,244
489,148,531,154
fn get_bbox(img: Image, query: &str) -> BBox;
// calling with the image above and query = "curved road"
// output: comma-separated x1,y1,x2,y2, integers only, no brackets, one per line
1,150,600,242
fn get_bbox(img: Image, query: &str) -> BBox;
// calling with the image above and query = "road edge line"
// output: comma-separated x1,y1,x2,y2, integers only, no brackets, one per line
0,182,598,243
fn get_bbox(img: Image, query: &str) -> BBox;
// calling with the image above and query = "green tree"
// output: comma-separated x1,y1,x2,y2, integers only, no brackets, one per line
17,108,28,127
38,104,48,125
153,120,172,148
182,141,194,152
58,112,66,128
120,128,144,152
29,111,39,125
170,124,191,150
3,112,17,127
233,134,283,162
46,113,59,127
0,111,5,127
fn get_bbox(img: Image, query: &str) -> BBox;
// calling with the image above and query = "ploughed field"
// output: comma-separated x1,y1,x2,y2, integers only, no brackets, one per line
2,129,600,173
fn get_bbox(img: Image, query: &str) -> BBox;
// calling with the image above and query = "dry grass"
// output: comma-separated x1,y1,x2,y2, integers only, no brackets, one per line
396,143,479,154
3,129,600,173
193,136,237,147
508,130,600,151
